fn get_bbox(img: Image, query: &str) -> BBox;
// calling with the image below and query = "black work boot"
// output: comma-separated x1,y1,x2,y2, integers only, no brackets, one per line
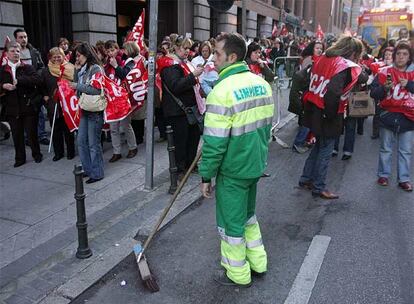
214,271,251,288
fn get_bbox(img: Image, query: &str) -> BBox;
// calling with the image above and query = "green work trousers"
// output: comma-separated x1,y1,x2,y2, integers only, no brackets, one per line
215,174,267,285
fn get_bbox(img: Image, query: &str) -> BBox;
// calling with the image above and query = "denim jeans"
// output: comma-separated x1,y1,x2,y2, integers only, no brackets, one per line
78,111,104,180
334,117,357,155
299,136,336,193
378,128,413,183
293,125,310,147
277,64,284,79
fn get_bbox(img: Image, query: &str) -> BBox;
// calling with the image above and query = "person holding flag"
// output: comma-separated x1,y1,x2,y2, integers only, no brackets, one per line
40,47,75,161
104,40,138,163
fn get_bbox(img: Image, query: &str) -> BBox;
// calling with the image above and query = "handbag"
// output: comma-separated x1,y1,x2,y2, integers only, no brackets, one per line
78,68,107,112
162,82,204,132
348,91,375,117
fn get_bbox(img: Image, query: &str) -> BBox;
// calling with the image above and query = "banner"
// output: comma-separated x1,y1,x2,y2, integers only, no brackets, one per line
57,79,80,132
90,72,132,123
125,9,145,50
122,57,148,111
1,36,11,66
272,24,278,38
316,24,324,40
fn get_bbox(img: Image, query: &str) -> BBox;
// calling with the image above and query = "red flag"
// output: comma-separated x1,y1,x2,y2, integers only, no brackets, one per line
316,24,324,40
57,79,80,132
272,24,278,38
125,9,145,50
280,24,288,36
1,36,11,66
122,57,148,111
90,72,132,123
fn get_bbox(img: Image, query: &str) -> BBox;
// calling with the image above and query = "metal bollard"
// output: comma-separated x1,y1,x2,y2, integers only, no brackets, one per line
73,164,93,259
166,126,178,194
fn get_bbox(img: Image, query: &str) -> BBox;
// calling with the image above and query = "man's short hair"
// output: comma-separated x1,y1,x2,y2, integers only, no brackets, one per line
216,33,247,62
104,40,119,50
13,28,26,38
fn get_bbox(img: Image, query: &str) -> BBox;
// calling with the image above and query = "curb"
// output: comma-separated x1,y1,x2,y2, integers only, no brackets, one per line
39,178,204,303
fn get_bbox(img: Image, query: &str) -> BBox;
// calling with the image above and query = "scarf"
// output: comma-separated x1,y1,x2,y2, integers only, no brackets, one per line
7,60,21,82
48,61,74,81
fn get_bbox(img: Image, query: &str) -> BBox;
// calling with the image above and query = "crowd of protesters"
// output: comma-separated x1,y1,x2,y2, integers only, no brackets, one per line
0,26,413,191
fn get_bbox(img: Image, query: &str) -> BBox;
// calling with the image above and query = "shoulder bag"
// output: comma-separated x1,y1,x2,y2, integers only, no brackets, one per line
78,67,107,112
348,91,375,117
162,82,204,132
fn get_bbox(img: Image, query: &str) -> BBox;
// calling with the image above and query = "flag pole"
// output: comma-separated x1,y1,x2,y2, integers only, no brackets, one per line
144,0,159,190
48,103,58,153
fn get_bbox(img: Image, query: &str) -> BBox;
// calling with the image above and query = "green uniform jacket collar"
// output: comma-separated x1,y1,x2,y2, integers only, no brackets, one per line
217,61,250,85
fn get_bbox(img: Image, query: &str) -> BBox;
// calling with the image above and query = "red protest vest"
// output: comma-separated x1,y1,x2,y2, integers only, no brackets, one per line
304,55,361,113
378,66,414,121
369,61,386,76
121,57,148,110
248,63,263,78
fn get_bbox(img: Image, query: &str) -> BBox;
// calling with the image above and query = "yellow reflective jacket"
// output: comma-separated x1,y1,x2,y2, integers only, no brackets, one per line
199,62,274,180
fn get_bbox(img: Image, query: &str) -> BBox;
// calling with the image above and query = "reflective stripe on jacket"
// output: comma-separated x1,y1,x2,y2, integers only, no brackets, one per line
199,62,274,180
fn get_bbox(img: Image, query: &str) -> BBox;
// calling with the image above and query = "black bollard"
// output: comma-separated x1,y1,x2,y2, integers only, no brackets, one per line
73,164,93,259
166,126,178,194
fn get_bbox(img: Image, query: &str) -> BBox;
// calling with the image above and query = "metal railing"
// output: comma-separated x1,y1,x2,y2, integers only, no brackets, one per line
269,56,302,148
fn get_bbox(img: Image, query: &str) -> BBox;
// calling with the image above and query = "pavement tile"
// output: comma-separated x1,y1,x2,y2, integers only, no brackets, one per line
12,284,46,301
3,294,34,304
0,219,29,242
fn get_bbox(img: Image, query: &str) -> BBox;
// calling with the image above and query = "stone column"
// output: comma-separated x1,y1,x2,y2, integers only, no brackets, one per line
71,0,117,45
217,5,237,34
259,16,273,38
177,0,194,37
294,0,304,19
0,0,24,42
246,10,258,39
193,0,210,41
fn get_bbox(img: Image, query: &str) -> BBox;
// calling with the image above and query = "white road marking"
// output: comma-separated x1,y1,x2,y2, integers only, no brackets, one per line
283,235,331,304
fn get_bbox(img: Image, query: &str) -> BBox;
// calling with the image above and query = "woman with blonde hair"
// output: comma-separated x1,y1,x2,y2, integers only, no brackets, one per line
159,36,204,178
40,47,75,161
120,40,147,149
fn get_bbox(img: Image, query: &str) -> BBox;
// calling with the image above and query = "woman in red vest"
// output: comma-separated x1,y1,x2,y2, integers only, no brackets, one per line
370,42,414,192
298,36,364,199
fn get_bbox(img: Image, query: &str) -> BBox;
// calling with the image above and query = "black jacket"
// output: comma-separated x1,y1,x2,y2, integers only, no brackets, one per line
40,68,62,119
269,47,286,65
160,64,197,118
288,65,312,115
0,63,42,117
27,44,45,73
370,75,414,133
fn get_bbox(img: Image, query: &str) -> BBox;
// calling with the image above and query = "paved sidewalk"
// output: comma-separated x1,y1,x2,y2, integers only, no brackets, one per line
0,132,205,304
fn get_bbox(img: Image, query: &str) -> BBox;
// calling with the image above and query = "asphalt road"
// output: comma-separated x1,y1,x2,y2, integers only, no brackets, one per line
73,118,414,304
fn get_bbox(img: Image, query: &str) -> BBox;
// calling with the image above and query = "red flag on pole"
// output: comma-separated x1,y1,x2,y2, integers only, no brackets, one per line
1,36,11,66
316,24,324,40
125,9,145,50
272,23,278,38
280,24,288,36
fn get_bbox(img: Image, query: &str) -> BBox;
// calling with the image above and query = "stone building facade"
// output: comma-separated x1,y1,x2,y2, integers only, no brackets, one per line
0,0,351,56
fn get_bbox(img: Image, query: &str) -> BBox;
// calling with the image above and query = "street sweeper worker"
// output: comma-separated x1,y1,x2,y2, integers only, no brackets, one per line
199,32,274,288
